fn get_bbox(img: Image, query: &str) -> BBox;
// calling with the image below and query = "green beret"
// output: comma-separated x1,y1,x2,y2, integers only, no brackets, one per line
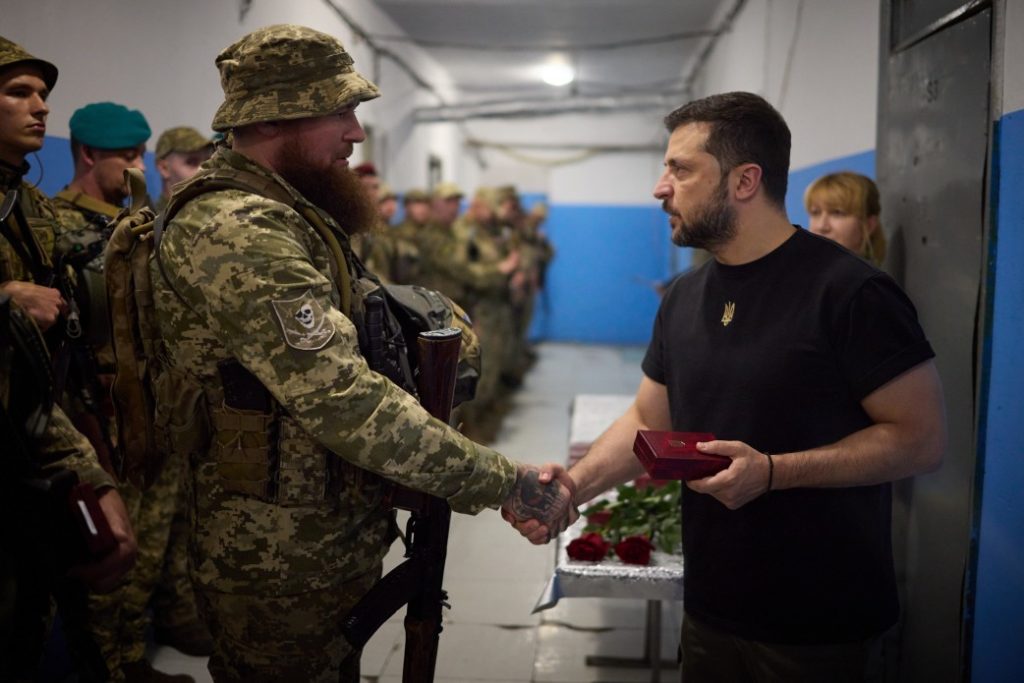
69,102,151,149
0,36,58,91
156,126,214,159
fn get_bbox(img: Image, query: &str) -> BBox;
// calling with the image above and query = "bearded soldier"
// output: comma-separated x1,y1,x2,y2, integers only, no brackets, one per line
151,24,575,682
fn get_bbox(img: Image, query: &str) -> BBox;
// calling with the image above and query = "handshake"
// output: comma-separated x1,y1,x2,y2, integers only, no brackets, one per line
499,464,579,544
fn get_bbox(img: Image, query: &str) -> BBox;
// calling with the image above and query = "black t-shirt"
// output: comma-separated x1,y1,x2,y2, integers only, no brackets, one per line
642,228,934,644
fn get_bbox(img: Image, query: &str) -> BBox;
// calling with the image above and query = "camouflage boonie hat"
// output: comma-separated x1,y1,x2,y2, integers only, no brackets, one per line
0,36,58,90
378,183,397,200
156,126,214,159
433,181,463,200
212,24,380,132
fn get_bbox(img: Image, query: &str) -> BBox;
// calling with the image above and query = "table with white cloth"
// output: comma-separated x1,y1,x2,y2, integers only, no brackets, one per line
533,394,684,682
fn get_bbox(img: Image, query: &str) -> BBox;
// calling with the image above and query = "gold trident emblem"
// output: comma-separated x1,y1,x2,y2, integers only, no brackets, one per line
721,301,736,326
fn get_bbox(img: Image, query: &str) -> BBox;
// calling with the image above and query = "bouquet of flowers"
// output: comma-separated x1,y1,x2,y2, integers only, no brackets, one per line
566,476,681,566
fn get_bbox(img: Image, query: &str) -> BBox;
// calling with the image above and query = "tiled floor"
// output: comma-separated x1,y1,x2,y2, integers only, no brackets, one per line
150,342,682,682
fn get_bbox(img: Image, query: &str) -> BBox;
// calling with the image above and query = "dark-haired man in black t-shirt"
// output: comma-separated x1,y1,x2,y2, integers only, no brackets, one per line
512,92,947,681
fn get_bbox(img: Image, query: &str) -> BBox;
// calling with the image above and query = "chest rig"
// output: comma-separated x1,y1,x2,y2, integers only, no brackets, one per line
156,166,417,505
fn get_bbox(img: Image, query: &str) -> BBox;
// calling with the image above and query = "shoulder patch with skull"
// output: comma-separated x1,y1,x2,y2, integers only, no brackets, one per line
270,289,336,351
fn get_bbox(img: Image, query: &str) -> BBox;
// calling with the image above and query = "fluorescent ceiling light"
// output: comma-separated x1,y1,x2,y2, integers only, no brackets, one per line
540,62,575,87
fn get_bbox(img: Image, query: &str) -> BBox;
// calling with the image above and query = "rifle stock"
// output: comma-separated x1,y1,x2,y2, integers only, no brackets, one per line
341,327,462,682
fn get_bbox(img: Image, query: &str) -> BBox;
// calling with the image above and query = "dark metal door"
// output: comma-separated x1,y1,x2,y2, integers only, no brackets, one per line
877,2,991,682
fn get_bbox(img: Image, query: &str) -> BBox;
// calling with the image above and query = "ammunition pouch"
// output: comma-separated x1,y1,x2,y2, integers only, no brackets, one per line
152,366,210,482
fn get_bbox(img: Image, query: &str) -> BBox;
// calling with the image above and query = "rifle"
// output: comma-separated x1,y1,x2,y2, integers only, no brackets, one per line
342,326,462,682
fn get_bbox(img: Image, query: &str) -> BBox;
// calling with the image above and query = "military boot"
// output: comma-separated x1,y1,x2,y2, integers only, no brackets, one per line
120,659,194,683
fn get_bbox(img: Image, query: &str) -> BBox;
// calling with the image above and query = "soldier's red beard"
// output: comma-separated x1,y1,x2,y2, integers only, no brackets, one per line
274,145,377,235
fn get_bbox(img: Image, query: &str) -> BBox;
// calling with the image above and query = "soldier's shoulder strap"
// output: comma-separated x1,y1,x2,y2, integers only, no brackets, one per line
53,189,121,219
154,167,352,316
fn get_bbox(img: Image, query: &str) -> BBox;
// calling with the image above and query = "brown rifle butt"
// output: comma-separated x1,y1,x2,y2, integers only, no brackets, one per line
415,327,461,423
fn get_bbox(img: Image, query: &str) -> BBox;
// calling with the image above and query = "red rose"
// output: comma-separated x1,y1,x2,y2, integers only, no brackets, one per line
585,509,612,527
566,532,611,562
614,535,655,565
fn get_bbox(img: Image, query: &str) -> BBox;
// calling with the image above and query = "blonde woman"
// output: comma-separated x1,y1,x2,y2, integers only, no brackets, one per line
804,172,887,265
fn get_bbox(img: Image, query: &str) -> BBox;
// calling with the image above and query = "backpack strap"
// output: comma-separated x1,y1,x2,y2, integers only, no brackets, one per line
53,188,121,219
155,168,352,317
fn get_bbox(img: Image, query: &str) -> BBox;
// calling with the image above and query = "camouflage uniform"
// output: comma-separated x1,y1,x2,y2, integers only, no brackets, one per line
152,25,517,682
51,108,199,681
452,204,514,427
154,126,215,214
0,36,115,680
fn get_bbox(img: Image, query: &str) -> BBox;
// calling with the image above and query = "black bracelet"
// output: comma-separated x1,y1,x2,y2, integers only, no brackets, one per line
764,452,774,493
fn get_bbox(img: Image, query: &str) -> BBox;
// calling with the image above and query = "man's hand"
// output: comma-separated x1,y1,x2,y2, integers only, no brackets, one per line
0,280,67,331
501,463,578,544
498,250,521,275
686,439,770,509
68,487,137,593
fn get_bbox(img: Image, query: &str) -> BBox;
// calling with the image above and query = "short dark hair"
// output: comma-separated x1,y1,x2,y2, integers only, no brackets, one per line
664,92,791,208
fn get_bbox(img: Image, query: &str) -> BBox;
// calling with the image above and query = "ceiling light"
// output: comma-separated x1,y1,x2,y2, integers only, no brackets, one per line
540,62,575,87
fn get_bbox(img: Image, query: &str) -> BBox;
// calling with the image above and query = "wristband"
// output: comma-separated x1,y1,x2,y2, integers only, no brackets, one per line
764,452,774,493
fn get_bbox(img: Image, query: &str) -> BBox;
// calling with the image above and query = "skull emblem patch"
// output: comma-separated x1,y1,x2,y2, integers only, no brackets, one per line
271,289,335,350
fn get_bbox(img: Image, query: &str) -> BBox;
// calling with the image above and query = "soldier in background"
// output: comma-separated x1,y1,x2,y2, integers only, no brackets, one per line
451,187,519,440
0,34,136,680
52,105,200,682
153,126,213,212
149,129,218,663
494,187,555,386
51,101,150,231
151,24,575,681
377,182,398,225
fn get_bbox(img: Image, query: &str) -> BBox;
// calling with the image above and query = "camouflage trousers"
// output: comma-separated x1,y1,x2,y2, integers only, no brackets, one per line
86,449,199,678
463,300,513,420
196,565,380,683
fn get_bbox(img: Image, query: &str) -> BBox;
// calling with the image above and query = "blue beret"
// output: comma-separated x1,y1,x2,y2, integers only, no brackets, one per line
69,102,151,149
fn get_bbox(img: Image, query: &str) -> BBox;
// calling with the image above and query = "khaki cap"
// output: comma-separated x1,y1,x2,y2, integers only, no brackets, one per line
0,36,58,90
378,183,397,200
433,181,463,200
403,188,430,204
156,126,214,159
211,24,380,132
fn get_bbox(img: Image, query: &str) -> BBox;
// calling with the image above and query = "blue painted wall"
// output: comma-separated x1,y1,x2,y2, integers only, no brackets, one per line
534,203,672,344
29,133,163,201
970,107,1024,681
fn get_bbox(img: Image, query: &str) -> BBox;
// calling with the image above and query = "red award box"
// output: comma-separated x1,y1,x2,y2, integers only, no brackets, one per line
633,431,730,480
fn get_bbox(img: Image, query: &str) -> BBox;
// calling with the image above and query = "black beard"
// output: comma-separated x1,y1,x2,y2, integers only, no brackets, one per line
668,175,737,250
274,146,377,236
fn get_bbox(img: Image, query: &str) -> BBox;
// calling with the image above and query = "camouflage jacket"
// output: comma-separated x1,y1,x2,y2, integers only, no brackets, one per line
153,148,516,594
414,223,508,310
0,161,114,492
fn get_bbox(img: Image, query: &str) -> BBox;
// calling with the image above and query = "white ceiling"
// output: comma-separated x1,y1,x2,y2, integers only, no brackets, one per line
369,0,730,109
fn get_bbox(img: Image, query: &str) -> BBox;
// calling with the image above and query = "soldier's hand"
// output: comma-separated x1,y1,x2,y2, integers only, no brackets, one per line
68,487,138,593
500,463,578,544
0,280,67,331
498,250,521,275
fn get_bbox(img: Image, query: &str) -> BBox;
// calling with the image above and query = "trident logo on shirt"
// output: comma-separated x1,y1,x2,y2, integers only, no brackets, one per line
721,301,736,326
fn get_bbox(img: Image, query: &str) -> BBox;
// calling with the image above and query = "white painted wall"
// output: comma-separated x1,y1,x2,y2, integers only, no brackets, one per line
3,0,455,193
694,0,880,170
443,109,667,205
5,0,889,205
